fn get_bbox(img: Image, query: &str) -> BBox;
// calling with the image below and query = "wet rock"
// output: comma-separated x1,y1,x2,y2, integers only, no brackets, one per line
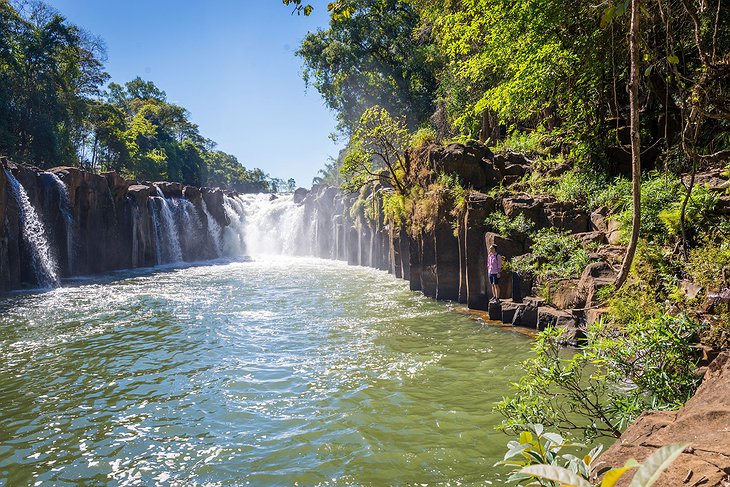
488,300,502,321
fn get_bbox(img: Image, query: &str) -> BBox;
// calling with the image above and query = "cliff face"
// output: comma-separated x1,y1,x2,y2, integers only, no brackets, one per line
0,158,228,291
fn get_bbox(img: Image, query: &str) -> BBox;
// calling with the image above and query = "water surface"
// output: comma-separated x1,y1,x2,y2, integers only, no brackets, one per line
0,258,532,486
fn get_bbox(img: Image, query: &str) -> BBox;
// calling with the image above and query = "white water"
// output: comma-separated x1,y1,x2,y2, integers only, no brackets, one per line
152,187,183,263
45,172,75,274
237,194,309,256
201,200,223,257
222,195,247,256
4,170,59,287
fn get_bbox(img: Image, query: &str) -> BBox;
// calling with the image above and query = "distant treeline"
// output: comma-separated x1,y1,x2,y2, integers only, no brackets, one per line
0,0,292,192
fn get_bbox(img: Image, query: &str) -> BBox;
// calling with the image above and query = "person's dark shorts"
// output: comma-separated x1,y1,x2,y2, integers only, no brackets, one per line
489,273,499,284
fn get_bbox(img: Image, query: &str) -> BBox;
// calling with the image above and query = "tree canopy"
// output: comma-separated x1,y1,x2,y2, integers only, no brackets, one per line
0,0,286,192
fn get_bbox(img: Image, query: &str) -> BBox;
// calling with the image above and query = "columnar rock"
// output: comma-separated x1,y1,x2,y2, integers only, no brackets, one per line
434,202,460,301
464,195,495,310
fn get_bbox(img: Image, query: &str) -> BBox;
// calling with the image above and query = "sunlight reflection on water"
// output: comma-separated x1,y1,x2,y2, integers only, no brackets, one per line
0,257,532,486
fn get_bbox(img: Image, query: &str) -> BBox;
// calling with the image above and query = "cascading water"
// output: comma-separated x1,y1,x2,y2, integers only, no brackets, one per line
201,200,223,257
237,193,308,256
175,199,203,260
4,170,59,287
222,195,247,256
153,186,183,263
44,172,75,275
149,199,163,265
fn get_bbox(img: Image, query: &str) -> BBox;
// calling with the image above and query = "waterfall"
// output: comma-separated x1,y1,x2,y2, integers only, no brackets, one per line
222,195,246,257
236,194,308,256
4,170,59,287
152,186,183,263
201,200,223,257
176,199,203,260
45,172,75,275
149,199,163,265
131,204,140,268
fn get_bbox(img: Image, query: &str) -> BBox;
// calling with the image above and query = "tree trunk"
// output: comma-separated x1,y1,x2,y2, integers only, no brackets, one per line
615,0,642,290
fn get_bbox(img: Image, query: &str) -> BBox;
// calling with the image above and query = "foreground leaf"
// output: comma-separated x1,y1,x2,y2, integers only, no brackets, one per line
520,465,592,487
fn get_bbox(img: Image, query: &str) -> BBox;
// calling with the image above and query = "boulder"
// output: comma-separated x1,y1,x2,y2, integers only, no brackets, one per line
513,302,539,328
502,194,545,225
606,218,623,244
548,279,582,310
417,142,499,191
574,231,607,247
576,261,616,308
678,279,703,301
598,352,730,487
485,232,527,259
293,187,309,204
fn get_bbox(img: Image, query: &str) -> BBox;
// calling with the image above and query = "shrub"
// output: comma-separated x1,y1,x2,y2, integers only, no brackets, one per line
616,173,682,244
497,314,702,441
686,242,730,292
529,228,589,279
410,126,438,148
659,184,721,243
484,212,534,243
588,176,632,212
550,171,606,210
588,314,702,419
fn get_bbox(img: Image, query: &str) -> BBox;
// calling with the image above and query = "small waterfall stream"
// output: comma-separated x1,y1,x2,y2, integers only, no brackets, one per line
153,187,183,263
4,170,59,287
201,200,223,257
44,172,75,275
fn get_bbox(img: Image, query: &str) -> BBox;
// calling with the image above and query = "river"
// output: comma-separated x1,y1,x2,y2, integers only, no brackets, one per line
0,257,533,486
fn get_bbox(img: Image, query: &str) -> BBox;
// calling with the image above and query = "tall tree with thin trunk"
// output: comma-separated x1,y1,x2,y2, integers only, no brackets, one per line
615,0,642,290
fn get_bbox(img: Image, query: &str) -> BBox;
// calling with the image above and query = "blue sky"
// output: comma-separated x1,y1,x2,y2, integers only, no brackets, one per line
43,0,341,187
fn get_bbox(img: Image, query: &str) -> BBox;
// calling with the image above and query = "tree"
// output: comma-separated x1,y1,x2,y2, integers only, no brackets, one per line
615,0,642,290
340,105,409,193
297,0,439,133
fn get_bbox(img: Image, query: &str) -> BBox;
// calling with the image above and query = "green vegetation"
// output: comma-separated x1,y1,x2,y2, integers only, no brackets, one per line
497,314,701,440
499,425,686,487
0,1,283,191
511,229,589,280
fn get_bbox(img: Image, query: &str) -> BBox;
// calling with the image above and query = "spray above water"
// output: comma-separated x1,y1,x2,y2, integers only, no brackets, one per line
4,170,59,287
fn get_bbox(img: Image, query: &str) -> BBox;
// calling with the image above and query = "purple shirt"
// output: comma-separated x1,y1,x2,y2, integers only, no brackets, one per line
488,253,502,275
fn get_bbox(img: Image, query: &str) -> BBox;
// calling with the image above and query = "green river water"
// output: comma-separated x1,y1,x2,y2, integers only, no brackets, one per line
0,258,533,486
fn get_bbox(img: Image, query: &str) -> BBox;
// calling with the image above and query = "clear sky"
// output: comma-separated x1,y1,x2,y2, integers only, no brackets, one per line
42,0,341,188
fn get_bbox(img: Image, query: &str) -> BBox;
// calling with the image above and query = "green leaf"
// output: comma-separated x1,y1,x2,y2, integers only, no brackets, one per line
520,465,592,487
667,55,679,64
628,444,687,487
600,6,616,28
520,431,534,445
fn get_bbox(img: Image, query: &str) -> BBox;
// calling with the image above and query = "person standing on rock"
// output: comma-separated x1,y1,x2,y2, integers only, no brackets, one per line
488,244,502,303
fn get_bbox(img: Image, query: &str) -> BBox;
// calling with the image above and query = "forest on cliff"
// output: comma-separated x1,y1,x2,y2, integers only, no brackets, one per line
290,0,730,475
0,0,292,192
